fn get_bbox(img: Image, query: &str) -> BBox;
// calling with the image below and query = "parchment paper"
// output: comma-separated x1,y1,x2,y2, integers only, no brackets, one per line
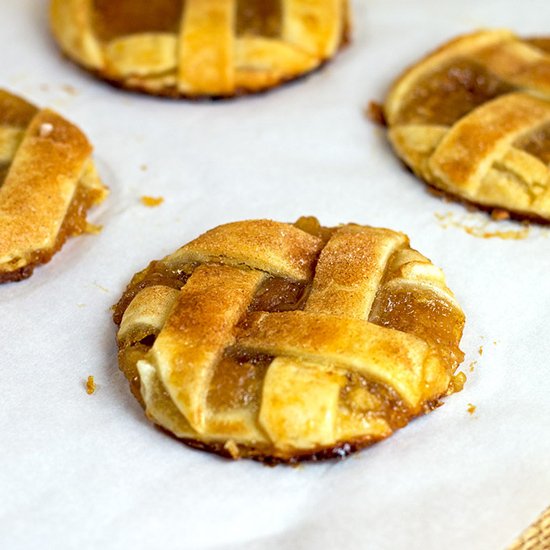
1,1,549,549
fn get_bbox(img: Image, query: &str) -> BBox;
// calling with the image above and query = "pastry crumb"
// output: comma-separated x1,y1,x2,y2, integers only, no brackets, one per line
450,372,466,392
140,164,148,172
86,376,96,395
435,211,531,240
39,123,54,138
469,360,477,373
141,196,164,208
224,440,240,459
467,403,476,415
62,84,78,96
478,346,483,356
93,282,109,293
365,101,386,126
85,222,103,235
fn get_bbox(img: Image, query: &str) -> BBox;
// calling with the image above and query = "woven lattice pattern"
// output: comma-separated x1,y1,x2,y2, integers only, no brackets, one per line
0,89,107,283
114,218,465,462
510,507,550,550
50,0,350,97
384,30,550,221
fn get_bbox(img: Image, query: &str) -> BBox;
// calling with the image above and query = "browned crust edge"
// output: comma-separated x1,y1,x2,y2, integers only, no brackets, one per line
405,160,550,225
366,99,550,225
177,435,383,466
153,399,442,465
52,23,351,101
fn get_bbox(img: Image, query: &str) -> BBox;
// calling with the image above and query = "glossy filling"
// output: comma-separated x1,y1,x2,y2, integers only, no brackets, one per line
0,182,105,283
514,123,550,165
395,58,514,126
207,352,272,413
369,287,465,369
236,0,281,38
92,0,184,42
340,373,411,430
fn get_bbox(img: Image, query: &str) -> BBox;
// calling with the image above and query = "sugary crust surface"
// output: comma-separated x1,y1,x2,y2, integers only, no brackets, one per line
50,0,351,99
0,89,108,282
114,217,465,463
382,30,550,221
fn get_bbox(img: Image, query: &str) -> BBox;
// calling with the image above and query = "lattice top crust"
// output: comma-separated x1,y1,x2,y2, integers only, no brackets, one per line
114,217,465,463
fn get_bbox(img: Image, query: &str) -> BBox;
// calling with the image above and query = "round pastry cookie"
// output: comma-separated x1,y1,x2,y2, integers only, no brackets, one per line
0,89,107,283
113,217,466,463
382,30,550,222
49,0,351,99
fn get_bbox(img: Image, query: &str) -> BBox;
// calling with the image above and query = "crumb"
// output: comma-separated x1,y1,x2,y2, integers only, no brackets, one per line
434,211,531,240
365,101,386,126
85,222,103,235
224,440,240,459
491,208,511,221
62,84,78,96
469,360,477,372
86,376,96,395
39,123,54,138
77,303,86,308
467,403,476,415
93,282,109,293
140,164,148,172
478,346,483,356
451,372,466,392
141,196,164,208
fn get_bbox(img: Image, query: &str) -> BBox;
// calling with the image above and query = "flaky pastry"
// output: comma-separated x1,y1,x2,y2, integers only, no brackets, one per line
383,30,550,221
0,89,107,283
113,217,465,463
50,0,350,98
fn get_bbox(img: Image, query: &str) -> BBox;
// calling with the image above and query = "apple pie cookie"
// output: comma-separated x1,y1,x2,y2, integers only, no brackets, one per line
0,89,107,283
382,30,550,221
50,0,350,98
113,217,465,463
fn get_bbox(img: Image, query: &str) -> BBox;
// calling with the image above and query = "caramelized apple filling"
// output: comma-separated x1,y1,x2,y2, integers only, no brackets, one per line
248,276,309,313
514,123,550,165
395,58,514,126
92,0,184,42
0,181,105,283
207,351,273,413
112,261,191,325
118,344,151,405
369,287,465,370
340,372,411,430
236,0,281,38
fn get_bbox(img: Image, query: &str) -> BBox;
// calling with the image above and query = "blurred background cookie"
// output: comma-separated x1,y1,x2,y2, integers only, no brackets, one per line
50,0,351,98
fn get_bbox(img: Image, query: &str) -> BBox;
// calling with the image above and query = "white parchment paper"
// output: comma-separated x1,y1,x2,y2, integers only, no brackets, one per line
1,1,549,549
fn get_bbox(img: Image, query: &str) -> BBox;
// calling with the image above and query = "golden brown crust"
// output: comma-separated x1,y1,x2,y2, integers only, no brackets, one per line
114,217,465,463
50,0,351,99
0,89,108,282
382,30,550,222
